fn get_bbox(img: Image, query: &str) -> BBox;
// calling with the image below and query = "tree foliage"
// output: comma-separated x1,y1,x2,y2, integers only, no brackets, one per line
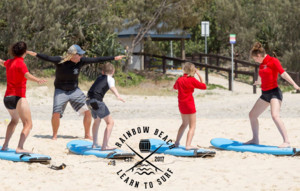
190,0,300,72
114,0,204,71
0,0,121,69
0,0,300,77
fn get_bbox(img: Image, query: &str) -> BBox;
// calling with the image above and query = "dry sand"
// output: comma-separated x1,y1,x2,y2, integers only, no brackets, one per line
0,72,300,191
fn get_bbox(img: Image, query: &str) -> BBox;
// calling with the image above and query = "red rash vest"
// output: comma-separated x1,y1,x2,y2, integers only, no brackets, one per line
259,54,285,91
4,57,29,97
173,74,206,114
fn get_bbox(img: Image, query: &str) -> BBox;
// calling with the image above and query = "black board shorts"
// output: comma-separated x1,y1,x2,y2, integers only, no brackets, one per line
86,98,110,119
3,96,21,109
260,87,283,103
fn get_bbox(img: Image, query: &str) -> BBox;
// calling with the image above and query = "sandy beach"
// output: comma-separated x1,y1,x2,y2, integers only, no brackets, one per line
1,72,300,191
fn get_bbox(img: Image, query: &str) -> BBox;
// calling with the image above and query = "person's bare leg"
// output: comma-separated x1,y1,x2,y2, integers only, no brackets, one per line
270,99,290,148
15,98,33,154
101,115,115,150
244,98,269,145
185,113,199,150
83,110,92,139
1,110,19,150
51,112,60,140
92,117,101,148
175,114,189,147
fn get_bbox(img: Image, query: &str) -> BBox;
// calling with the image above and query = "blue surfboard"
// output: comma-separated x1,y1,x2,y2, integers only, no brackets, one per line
210,138,300,156
67,140,135,159
0,147,51,162
139,139,216,157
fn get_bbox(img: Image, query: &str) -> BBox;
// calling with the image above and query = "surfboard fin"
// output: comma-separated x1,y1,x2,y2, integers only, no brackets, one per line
292,148,300,156
19,153,32,161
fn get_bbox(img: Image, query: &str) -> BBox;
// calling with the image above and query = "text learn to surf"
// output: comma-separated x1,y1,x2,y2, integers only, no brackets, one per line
115,126,172,148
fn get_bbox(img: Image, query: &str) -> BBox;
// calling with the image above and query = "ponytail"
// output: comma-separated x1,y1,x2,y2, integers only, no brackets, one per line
250,42,266,57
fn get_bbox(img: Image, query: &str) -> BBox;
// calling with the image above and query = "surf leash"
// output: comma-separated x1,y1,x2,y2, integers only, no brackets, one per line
49,163,67,170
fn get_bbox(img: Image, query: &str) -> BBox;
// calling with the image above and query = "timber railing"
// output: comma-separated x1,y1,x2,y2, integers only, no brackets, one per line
134,52,300,94
134,52,258,94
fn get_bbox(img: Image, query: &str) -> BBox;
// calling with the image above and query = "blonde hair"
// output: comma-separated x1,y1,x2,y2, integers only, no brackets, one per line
102,62,115,74
250,42,266,57
59,45,77,64
183,62,196,76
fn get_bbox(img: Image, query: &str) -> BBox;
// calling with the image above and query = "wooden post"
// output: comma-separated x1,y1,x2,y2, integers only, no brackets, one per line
144,55,148,70
254,66,258,79
228,71,232,91
297,72,300,93
253,66,259,94
253,72,257,94
162,57,166,74
205,67,209,84
181,38,185,60
216,57,220,72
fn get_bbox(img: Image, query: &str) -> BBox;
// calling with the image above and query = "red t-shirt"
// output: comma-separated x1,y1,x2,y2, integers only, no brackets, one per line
4,57,29,97
259,54,285,91
173,74,206,114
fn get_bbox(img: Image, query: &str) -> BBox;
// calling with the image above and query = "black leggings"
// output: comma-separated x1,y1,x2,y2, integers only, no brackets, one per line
4,96,21,109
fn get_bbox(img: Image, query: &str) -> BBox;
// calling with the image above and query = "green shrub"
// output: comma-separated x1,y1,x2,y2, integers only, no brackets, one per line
114,72,145,87
40,68,56,77
279,85,294,93
207,83,226,90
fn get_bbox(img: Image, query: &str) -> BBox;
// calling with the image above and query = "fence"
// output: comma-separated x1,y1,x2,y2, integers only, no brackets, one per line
134,52,300,94
134,52,258,93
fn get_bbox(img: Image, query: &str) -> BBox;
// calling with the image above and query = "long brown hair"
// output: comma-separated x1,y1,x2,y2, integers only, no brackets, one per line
250,42,266,57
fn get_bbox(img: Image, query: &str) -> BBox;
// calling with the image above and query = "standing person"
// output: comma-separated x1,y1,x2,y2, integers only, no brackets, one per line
26,45,124,140
245,42,300,148
86,62,124,150
0,41,46,153
173,62,206,150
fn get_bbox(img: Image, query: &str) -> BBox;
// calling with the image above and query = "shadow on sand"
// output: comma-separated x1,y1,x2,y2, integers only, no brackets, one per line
33,134,80,139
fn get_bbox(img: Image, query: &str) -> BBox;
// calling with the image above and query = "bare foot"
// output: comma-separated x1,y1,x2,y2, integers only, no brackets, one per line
85,135,92,140
243,139,259,145
1,146,8,151
92,144,101,149
16,148,33,154
52,135,57,140
185,145,199,150
278,142,290,148
174,142,179,147
101,146,117,151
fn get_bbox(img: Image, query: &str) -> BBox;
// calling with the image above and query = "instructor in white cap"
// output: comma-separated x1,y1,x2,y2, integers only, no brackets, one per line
27,45,124,140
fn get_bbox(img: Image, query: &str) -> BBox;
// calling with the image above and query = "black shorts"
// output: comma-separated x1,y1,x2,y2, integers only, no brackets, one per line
260,87,283,103
3,96,21,109
86,98,110,119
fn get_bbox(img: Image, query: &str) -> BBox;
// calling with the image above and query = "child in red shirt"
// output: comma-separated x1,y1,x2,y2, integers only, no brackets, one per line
173,62,206,150
245,42,300,148
0,42,46,153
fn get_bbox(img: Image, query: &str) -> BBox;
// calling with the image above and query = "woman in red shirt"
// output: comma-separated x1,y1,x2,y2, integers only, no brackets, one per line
245,42,300,148
173,62,206,150
0,41,46,153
